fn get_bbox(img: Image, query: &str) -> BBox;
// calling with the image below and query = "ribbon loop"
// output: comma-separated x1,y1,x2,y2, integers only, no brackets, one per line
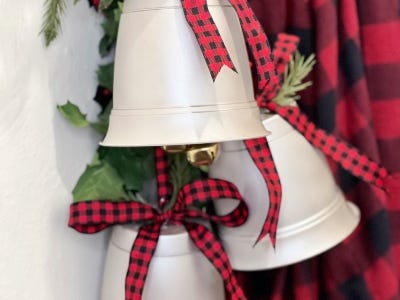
69,176,248,300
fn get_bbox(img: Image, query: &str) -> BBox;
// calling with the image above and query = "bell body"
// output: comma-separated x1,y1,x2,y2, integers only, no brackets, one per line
101,224,225,300
102,0,267,146
209,114,361,270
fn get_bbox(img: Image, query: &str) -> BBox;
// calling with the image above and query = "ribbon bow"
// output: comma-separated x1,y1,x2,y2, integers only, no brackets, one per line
69,148,248,300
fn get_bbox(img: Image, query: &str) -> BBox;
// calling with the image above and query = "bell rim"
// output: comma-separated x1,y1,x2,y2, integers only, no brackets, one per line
217,200,361,270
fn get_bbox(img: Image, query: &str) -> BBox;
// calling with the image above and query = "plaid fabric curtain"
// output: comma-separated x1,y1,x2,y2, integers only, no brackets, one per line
236,0,400,299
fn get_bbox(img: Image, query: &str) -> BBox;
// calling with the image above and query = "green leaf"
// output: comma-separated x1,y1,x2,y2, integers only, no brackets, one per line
98,6,121,57
73,160,128,202
113,2,123,22
89,100,112,134
100,147,155,192
57,101,90,127
99,0,114,10
97,63,114,91
40,0,66,46
167,153,203,210
90,152,102,167
99,35,113,57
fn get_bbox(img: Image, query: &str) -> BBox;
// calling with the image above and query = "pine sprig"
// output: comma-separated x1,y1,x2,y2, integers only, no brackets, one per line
167,153,202,211
273,51,316,106
41,0,66,46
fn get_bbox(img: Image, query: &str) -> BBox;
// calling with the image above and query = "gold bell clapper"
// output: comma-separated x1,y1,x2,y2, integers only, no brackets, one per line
101,0,268,147
164,143,220,167
209,113,361,270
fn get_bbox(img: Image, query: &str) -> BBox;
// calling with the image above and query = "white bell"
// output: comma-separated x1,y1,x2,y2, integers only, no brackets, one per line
101,225,225,300
209,114,361,270
101,0,268,146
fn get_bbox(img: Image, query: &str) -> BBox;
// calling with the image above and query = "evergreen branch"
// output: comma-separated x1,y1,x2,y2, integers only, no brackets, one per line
166,153,202,211
40,0,66,46
273,51,316,106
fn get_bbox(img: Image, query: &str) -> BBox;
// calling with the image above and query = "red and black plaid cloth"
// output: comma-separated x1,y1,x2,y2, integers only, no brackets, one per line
234,1,400,299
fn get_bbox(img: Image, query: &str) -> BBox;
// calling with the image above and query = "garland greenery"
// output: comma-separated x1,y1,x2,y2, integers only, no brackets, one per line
40,0,67,46
273,51,316,106
43,0,314,206
49,0,204,205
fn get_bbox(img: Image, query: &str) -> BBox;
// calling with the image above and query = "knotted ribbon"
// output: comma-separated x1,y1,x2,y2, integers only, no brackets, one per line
69,147,248,300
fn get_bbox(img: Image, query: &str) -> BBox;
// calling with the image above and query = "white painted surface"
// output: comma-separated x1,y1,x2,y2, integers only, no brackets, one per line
0,1,108,299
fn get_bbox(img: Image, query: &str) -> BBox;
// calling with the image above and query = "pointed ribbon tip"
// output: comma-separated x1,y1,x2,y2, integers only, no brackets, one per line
181,0,237,80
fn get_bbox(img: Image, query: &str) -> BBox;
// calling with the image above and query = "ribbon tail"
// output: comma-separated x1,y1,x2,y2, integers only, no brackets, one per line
228,0,279,95
266,102,389,188
244,138,281,247
125,223,162,300
184,222,247,300
181,0,236,80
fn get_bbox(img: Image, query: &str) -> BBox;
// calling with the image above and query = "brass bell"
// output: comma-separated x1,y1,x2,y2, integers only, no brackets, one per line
186,144,220,167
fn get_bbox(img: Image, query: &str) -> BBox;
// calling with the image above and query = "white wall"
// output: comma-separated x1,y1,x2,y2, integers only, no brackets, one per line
0,1,109,299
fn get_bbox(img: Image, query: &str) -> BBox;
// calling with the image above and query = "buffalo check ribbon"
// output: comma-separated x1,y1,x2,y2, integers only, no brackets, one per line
181,0,282,246
259,34,397,197
244,138,281,246
181,0,236,80
181,0,279,90
69,147,248,300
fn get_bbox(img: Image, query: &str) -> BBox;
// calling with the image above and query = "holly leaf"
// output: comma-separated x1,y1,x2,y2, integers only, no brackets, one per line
57,101,90,127
97,63,114,91
167,153,203,210
113,2,123,22
73,160,128,202
99,147,155,192
99,13,119,56
90,101,112,134
99,0,114,10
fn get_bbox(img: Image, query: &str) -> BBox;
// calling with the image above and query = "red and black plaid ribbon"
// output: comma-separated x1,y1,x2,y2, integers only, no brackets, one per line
181,0,279,90
257,35,393,191
244,138,281,246
261,33,393,188
228,0,280,94
181,0,283,246
265,102,389,187
182,0,397,246
155,147,170,208
69,148,248,300
181,0,236,80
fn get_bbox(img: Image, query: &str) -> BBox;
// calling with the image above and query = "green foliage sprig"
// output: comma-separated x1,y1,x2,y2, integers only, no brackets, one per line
40,0,67,46
273,51,316,106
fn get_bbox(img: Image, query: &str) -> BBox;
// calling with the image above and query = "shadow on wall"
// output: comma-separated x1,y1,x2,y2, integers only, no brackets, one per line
46,1,111,298
51,97,111,300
